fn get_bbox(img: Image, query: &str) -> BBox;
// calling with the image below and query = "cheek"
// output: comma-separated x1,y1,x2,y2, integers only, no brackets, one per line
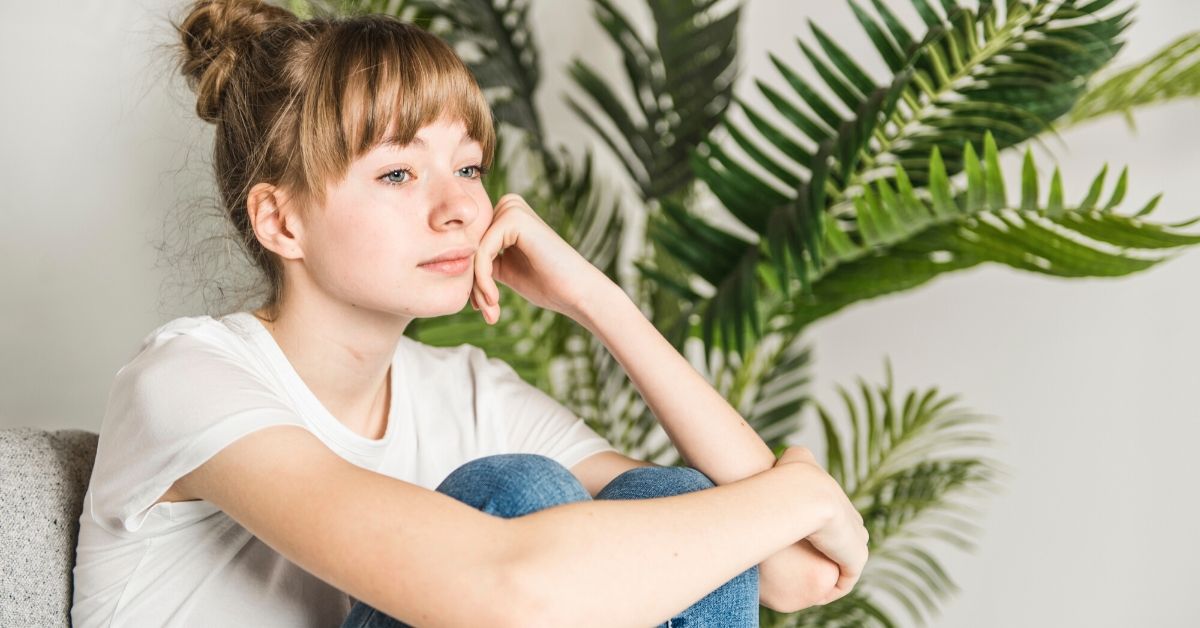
309,213,404,288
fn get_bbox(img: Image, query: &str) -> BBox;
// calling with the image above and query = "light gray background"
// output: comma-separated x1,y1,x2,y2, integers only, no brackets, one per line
2,1,1197,626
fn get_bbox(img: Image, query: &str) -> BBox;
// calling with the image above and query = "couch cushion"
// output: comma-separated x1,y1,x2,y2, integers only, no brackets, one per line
0,427,99,628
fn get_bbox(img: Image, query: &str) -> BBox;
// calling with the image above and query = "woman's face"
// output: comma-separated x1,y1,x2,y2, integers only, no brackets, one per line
298,116,493,319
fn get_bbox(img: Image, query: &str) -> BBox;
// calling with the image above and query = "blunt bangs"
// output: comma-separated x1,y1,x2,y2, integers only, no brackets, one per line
293,16,495,207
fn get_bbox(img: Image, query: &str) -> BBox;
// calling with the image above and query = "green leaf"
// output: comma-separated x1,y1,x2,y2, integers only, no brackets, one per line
850,0,906,72
1079,163,1109,211
567,0,740,200
1047,167,1065,217
929,147,957,217
1103,166,1129,212
407,0,546,151
810,364,1003,627
1020,148,1040,211
810,19,878,95
982,132,1006,210
1067,32,1200,128
778,138,1200,328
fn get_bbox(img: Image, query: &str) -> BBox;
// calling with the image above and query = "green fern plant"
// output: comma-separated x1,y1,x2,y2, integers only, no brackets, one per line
760,359,1004,626
294,0,1199,625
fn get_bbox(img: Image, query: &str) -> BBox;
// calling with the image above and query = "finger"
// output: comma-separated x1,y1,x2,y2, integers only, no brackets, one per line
472,283,492,324
497,192,523,208
476,219,516,307
833,568,859,597
823,580,851,605
477,289,496,324
474,233,498,310
475,222,508,295
487,250,502,306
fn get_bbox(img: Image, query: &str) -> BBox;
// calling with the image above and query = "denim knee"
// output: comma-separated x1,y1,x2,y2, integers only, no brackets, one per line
435,453,591,518
595,465,715,501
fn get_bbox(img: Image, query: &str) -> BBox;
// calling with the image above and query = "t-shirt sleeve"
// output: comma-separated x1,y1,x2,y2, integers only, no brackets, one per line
88,330,312,537
468,346,618,470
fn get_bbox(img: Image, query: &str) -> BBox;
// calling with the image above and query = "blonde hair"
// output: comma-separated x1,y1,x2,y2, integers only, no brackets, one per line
173,0,495,318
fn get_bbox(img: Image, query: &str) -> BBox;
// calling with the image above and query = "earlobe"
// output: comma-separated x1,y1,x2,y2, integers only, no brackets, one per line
247,182,303,260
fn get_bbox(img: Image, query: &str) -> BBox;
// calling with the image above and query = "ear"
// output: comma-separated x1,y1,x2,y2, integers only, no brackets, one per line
247,182,304,260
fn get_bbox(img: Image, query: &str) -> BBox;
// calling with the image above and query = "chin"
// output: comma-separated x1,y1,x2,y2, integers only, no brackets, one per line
410,293,473,319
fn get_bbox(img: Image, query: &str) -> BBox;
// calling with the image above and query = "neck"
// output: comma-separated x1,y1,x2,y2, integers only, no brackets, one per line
253,290,411,438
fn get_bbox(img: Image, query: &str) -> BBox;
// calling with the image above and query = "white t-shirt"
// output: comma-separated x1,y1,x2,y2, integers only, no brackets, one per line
71,311,617,628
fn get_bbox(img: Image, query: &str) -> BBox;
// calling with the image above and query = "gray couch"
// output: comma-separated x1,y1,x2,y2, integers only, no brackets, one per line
0,427,99,628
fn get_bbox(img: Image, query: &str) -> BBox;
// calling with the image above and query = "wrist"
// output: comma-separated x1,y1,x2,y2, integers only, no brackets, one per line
570,276,628,332
773,463,835,536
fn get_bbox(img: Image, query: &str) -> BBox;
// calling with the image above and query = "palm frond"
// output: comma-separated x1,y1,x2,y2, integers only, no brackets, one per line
775,361,1005,627
668,0,1129,342
648,1,1136,365
563,329,670,462
701,0,1130,208
648,131,1200,364
737,333,816,452
566,0,740,200
401,0,548,157
785,132,1200,328
563,290,814,469
1067,31,1200,129
530,149,627,282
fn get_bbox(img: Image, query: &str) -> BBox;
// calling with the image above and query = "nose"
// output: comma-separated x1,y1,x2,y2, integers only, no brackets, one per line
427,171,481,231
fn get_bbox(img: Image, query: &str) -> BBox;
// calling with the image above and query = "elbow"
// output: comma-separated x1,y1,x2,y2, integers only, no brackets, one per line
759,563,839,614
496,563,559,628
491,528,561,628
760,585,815,615
760,584,805,614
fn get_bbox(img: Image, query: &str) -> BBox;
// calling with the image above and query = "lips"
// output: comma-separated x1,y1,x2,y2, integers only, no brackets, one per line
419,247,476,266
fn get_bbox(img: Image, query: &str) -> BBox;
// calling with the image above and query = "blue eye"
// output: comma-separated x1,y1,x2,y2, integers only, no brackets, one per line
459,164,490,179
380,169,411,185
379,165,489,186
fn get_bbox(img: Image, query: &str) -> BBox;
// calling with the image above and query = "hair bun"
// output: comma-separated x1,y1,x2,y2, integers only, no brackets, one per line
176,0,296,124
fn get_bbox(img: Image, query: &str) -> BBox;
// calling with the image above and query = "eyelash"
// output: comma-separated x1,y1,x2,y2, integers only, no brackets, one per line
379,164,490,186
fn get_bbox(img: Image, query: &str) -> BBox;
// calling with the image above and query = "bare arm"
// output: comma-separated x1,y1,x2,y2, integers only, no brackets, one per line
501,461,830,627
175,426,528,628
185,424,830,627
569,278,841,612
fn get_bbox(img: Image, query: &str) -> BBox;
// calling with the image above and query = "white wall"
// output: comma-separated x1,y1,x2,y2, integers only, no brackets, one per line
2,1,1197,625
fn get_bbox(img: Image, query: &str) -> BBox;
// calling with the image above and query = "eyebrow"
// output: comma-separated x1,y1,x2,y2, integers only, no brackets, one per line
381,133,475,150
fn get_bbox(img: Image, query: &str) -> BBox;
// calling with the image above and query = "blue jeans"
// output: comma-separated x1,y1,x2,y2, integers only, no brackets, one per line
341,453,760,627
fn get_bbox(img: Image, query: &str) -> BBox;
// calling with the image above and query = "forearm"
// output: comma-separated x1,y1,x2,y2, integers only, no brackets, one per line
573,280,838,610
575,281,776,482
503,463,828,626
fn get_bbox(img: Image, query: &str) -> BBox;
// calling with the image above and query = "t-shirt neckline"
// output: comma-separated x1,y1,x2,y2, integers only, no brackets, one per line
223,311,401,453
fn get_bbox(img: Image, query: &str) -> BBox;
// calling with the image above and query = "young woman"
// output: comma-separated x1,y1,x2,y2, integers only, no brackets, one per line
70,1,868,626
